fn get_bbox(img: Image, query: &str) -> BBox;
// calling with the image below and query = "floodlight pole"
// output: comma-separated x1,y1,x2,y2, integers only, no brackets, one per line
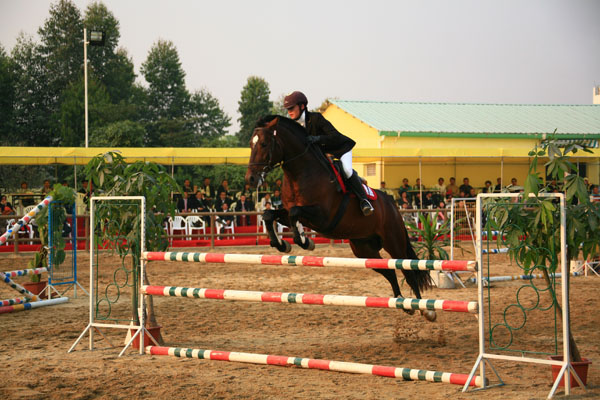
83,28,89,148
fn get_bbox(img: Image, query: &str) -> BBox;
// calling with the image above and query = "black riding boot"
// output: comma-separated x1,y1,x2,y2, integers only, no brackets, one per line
348,171,374,216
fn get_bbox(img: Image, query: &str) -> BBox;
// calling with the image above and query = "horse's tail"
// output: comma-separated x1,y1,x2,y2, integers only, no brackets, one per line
403,227,433,293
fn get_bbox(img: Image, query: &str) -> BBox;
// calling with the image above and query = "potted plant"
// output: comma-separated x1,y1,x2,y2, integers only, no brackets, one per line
405,212,464,288
85,151,179,347
25,184,75,298
484,140,596,386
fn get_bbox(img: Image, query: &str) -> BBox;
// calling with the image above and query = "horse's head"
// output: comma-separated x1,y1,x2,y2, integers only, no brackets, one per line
245,116,282,187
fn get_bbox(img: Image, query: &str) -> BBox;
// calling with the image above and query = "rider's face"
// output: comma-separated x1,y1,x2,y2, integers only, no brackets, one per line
286,104,303,120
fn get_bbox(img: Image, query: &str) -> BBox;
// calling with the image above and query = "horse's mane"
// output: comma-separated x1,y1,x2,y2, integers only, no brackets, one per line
255,115,308,141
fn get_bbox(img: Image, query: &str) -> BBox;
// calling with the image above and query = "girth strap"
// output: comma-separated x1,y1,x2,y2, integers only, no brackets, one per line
320,193,351,234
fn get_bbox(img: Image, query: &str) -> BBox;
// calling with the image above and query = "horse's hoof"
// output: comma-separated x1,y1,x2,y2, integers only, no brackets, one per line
402,308,415,316
270,239,290,253
421,310,437,322
296,238,315,251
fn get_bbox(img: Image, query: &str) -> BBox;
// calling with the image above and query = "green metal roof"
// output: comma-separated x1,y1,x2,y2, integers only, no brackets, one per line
330,100,600,139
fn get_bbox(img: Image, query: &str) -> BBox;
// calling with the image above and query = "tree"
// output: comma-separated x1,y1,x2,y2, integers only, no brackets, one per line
84,2,135,104
189,89,231,144
141,39,189,120
270,93,288,117
90,120,146,147
55,76,111,146
37,0,84,110
237,76,273,145
0,45,15,139
10,34,54,146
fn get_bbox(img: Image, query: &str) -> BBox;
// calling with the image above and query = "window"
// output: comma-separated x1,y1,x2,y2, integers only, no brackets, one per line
366,163,376,176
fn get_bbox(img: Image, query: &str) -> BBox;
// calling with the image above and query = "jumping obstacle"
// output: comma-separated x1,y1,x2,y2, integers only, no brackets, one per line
1,297,28,306
0,297,68,314
481,248,508,254
146,346,487,387
143,251,477,272
141,251,482,387
142,285,478,313
0,271,40,302
2,267,48,278
0,195,52,245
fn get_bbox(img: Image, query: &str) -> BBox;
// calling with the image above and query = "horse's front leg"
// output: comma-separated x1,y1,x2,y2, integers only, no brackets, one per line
263,209,291,253
289,206,315,251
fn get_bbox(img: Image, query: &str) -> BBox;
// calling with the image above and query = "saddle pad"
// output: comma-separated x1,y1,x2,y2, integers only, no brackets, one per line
362,184,378,201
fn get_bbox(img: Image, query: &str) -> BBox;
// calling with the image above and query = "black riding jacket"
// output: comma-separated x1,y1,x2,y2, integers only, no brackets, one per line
304,111,355,159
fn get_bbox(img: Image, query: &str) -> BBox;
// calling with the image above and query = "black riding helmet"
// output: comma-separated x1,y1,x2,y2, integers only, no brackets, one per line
283,91,308,109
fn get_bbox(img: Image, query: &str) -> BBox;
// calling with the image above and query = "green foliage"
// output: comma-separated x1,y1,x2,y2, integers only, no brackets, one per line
189,89,231,144
0,45,15,139
90,120,146,147
405,213,453,260
84,151,179,253
237,76,273,145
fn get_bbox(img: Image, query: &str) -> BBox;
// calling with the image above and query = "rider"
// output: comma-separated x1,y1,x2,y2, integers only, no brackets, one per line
283,91,374,216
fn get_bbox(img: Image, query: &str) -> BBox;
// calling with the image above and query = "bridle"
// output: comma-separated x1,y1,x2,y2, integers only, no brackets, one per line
249,127,312,183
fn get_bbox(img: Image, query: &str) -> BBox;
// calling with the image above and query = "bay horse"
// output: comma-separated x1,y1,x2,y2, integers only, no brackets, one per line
245,115,435,321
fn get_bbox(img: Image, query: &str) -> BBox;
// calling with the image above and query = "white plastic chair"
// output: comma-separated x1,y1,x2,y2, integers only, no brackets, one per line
261,219,284,234
168,216,187,243
186,216,206,240
215,216,235,239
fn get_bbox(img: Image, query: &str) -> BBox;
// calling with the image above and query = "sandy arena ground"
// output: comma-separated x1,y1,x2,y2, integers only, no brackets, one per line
0,244,598,399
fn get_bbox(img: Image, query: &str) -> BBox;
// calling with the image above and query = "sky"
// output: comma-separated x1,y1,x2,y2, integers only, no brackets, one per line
1,0,599,134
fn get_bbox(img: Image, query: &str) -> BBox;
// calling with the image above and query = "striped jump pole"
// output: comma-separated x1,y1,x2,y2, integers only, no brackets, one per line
0,297,68,314
146,346,487,387
482,248,508,254
0,195,52,245
142,285,478,314
2,267,48,278
0,297,29,307
143,251,477,272
0,271,40,301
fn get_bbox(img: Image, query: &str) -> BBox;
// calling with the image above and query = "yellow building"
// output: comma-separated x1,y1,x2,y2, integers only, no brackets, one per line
322,100,600,191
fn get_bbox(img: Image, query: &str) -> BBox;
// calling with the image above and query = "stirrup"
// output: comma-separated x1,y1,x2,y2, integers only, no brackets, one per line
360,199,374,216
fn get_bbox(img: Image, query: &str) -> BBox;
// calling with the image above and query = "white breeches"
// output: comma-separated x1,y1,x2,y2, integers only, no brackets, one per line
340,151,353,179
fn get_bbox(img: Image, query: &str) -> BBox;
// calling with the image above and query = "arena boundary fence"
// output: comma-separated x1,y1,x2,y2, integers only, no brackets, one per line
462,192,583,398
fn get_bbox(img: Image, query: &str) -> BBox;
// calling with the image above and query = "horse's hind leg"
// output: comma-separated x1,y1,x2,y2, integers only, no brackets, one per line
289,206,315,250
349,237,412,314
383,226,436,322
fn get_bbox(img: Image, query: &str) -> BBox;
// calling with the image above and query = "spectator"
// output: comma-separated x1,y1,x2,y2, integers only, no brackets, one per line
413,192,423,209
493,177,502,193
459,178,473,196
446,177,459,197
177,191,193,213
414,178,425,191
271,189,282,209
216,179,231,198
380,181,396,199
259,193,272,211
213,191,232,212
235,194,255,226
18,181,35,206
433,177,446,197
423,191,434,208
469,187,478,197
1,195,15,215
190,191,210,212
398,178,412,198
41,179,52,194
200,177,215,200
397,191,411,209
591,185,599,200
436,201,447,224
507,177,522,192
237,183,253,201
584,178,591,193
271,178,283,193
258,182,270,200
182,179,194,193
482,180,493,193
61,180,69,187
215,202,234,237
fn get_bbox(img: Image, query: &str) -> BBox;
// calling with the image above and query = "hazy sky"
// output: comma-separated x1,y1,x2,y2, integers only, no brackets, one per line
1,0,599,134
